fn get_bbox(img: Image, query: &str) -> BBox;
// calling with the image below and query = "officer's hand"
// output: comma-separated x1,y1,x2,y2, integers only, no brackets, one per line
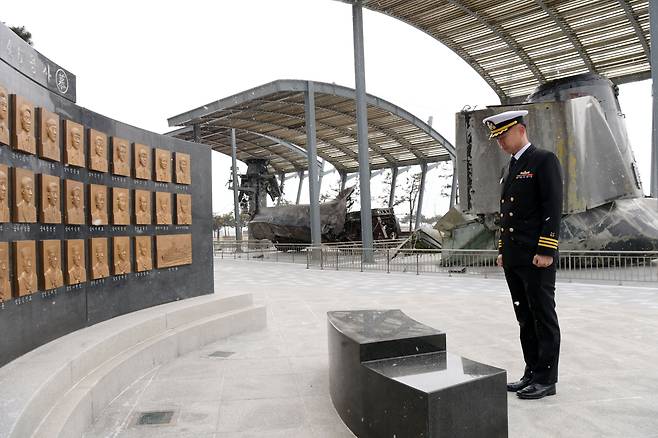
496,254,503,267
533,254,553,268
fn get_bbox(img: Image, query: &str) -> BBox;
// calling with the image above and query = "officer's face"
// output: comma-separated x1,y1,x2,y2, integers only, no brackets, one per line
496,124,525,155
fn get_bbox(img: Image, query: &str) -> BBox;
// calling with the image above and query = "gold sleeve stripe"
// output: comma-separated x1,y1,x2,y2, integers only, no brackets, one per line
538,242,558,249
539,237,559,244
490,120,518,134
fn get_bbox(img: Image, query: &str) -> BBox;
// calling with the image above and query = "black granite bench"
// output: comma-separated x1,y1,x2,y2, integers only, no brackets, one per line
327,310,508,438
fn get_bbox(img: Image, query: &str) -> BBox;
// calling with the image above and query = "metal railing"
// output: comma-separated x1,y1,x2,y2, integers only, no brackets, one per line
214,241,658,284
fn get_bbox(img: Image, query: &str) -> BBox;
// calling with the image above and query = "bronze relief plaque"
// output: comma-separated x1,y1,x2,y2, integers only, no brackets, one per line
112,137,130,176
89,129,108,172
156,234,192,268
112,187,130,225
0,86,9,145
113,236,131,275
0,164,10,222
134,189,152,225
135,236,153,272
175,152,191,184
0,242,11,301
14,167,36,223
155,148,171,182
176,193,192,225
40,174,62,223
65,179,85,225
14,240,37,296
41,240,64,290
66,240,86,285
64,120,85,167
11,95,36,154
155,192,171,224
134,143,151,180
38,108,60,162
90,184,108,225
90,237,110,280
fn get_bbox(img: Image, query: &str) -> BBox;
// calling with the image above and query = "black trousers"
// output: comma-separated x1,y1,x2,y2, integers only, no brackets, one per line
504,265,560,384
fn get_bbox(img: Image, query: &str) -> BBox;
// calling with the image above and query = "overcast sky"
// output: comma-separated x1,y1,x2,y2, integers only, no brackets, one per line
2,0,652,217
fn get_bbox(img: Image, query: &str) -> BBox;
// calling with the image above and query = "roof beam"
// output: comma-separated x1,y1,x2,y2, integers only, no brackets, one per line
617,0,651,60
534,0,597,73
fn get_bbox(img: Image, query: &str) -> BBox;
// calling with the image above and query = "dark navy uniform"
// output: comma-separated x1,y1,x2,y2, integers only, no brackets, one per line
499,143,563,385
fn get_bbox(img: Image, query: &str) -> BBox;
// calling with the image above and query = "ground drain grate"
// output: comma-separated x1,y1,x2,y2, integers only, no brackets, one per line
208,350,235,358
136,411,174,425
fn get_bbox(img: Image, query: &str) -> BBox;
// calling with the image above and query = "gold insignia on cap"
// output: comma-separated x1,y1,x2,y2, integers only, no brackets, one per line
487,121,496,130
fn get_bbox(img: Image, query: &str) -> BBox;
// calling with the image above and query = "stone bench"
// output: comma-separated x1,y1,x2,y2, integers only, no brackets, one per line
327,309,507,438
0,293,266,438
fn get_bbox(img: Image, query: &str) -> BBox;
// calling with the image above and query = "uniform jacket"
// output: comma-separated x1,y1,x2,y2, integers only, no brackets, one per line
498,144,563,267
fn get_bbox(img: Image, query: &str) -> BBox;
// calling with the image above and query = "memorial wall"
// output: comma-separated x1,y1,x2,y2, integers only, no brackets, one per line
0,25,213,366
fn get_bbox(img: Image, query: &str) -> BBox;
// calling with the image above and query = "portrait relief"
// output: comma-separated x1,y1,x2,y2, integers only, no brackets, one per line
42,240,64,290
64,120,85,167
155,148,172,182
0,242,11,301
11,95,36,154
156,234,192,268
90,184,108,225
113,187,130,225
40,174,62,223
14,167,37,223
155,192,172,224
90,238,110,280
14,240,37,296
0,86,9,145
176,194,192,225
175,153,191,184
134,144,151,180
134,189,152,224
65,180,85,225
113,236,131,275
135,236,153,272
0,164,10,222
112,137,130,176
66,240,86,285
89,129,108,172
38,108,60,162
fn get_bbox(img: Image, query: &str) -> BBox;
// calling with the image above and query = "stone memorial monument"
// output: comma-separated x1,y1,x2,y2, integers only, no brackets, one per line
38,108,60,161
14,168,37,223
12,95,36,154
89,129,108,172
90,238,110,279
42,240,64,290
41,175,62,223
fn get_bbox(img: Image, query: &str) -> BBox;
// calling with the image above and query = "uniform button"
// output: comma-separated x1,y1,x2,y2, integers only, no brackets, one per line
510,197,515,202
501,199,505,204
509,212,514,217
509,227,514,232
500,213,504,218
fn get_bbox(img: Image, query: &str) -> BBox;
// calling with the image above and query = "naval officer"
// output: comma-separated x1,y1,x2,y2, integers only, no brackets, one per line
483,110,563,400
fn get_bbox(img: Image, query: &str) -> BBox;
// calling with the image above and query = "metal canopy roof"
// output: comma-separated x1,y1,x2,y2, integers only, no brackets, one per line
337,0,651,102
167,80,455,174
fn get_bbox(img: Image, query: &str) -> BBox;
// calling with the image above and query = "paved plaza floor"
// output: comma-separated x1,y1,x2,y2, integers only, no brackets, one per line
85,258,658,438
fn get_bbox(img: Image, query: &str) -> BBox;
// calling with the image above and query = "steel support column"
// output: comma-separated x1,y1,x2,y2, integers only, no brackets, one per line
353,2,374,259
339,171,348,191
305,82,322,247
450,159,458,208
230,128,242,244
389,166,398,208
415,163,428,230
296,171,305,204
649,1,658,198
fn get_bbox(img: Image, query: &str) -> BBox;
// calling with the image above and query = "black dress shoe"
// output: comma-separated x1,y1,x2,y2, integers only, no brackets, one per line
516,383,556,400
506,375,532,392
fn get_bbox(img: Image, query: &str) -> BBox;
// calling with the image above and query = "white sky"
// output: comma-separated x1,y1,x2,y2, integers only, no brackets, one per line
2,0,652,218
